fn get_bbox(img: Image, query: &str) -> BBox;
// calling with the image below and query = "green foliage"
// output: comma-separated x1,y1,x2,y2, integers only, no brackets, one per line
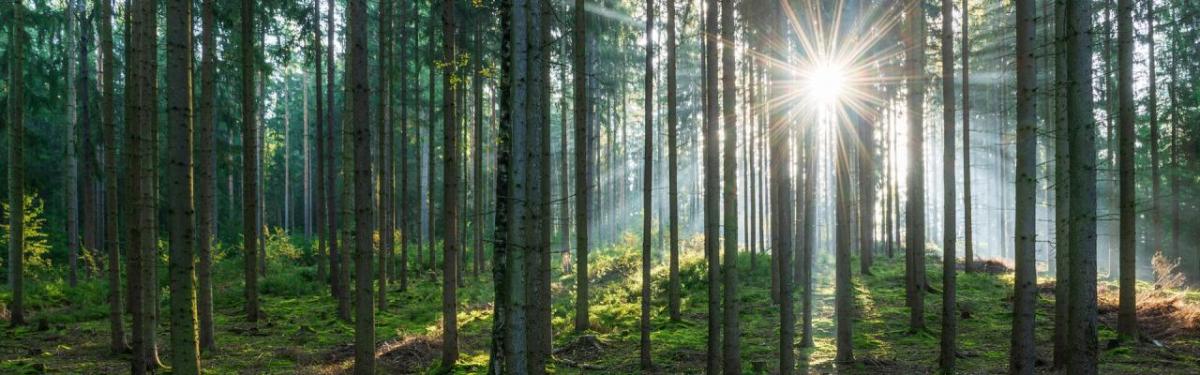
1,193,53,275
264,227,304,264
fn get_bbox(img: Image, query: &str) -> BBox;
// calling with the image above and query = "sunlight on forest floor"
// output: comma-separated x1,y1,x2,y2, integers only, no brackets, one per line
3,236,1200,374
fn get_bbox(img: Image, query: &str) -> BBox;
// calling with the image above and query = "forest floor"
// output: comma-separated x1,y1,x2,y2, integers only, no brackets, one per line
3,235,1200,374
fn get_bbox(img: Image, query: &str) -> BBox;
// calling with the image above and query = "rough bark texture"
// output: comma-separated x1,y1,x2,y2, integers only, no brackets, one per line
719,0,740,370
1052,0,1071,367
166,0,201,371
378,0,393,311
1116,0,1137,340
8,0,27,328
572,0,591,334
962,0,973,273
939,0,957,370
905,0,927,331
241,0,261,324
703,0,722,370
1010,0,1038,370
641,0,656,369
196,0,218,352
442,0,461,367
66,0,79,289
1066,0,1098,370
347,0,375,372
98,0,129,353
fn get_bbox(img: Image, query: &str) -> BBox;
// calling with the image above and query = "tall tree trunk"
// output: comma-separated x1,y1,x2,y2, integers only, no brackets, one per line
442,0,461,367
572,0,591,334
1065,0,1098,369
347,0,375,372
801,98,816,349
489,0,515,370
399,0,412,291
1010,0,1038,370
474,10,486,278
8,0,26,328
333,0,353,322
641,0,656,369
1052,0,1071,366
99,0,129,353
703,0,722,370
939,0,957,369
241,0,261,323
664,0,681,324
962,0,973,272
719,0,740,370
1146,0,1160,258
196,0,218,352
527,1,553,370
378,0,393,310
66,0,80,289
1116,0,1137,340
904,0,927,331
166,0,201,371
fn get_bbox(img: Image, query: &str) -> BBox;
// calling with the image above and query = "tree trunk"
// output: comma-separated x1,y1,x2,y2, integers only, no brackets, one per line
399,0,412,291
241,0,261,323
377,0,393,311
347,0,375,372
1147,0,1160,258
66,0,79,289
166,0,201,371
962,0,973,272
641,0,656,369
489,0,515,370
719,0,740,370
1010,0,1038,370
905,0,927,331
99,0,129,353
1065,0,1098,369
939,0,957,369
442,0,461,367
1116,0,1137,340
8,0,27,328
475,11,487,278
703,0,722,370
1052,0,1071,366
664,0,681,324
572,0,591,334
196,0,218,352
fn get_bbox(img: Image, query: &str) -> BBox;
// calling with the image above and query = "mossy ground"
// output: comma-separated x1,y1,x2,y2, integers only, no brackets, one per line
3,236,1199,374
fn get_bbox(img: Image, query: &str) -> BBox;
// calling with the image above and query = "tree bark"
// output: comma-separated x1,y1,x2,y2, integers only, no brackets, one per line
442,0,461,367
241,0,261,323
166,0,201,371
719,0,740,370
1116,0,1137,340
1066,0,1098,370
1010,0,1038,370
905,0,927,331
347,0,375,372
8,0,26,328
939,0,957,369
641,0,656,369
703,0,722,370
378,0,393,311
196,0,218,352
98,0,129,353
572,0,591,333
66,0,80,289
1052,0,1071,367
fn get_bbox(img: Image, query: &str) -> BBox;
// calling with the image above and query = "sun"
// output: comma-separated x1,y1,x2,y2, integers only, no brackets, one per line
802,62,849,107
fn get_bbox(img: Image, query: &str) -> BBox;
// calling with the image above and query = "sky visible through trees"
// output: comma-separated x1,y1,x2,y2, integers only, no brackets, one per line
2,0,1200,373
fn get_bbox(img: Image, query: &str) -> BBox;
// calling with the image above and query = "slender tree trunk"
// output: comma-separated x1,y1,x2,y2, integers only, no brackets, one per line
1010,0,1038,370
8,0,27,328
399,0,412,291
489,1,515,370
801,101,816,348
474,12,486,278
1147,0,1160,258
1065,0,1098,369
442,0,461,366
665,0,681,324
703,0,723,370
195,0,218,352
332,0,352,322
572,0,591,333
347,0,375,372
66,0,80,289
99,0,129,353
241,0,261,323
939,0,957,369
962,0,973,272
166,0,201,371
314,0,330,293
1116,0,1137,340
640,0,656,369
719,0,740,370
905,0,927,331
378,0,393,311
1052,0,1071,366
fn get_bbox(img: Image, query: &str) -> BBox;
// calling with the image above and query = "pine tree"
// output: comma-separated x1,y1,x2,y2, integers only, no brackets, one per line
98,0,129,353
8,0,27,328
442,0,461,367
1116,0,1136,340
720,0,740,369
241,0,261,323
196,0,218,352
572,0,592,334
641,0,656,368
1009,0,1039,370
1065,0,1098,370
939,0,958,369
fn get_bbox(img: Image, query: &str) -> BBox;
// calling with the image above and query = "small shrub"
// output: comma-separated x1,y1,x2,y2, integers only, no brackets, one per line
1,193,54,275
